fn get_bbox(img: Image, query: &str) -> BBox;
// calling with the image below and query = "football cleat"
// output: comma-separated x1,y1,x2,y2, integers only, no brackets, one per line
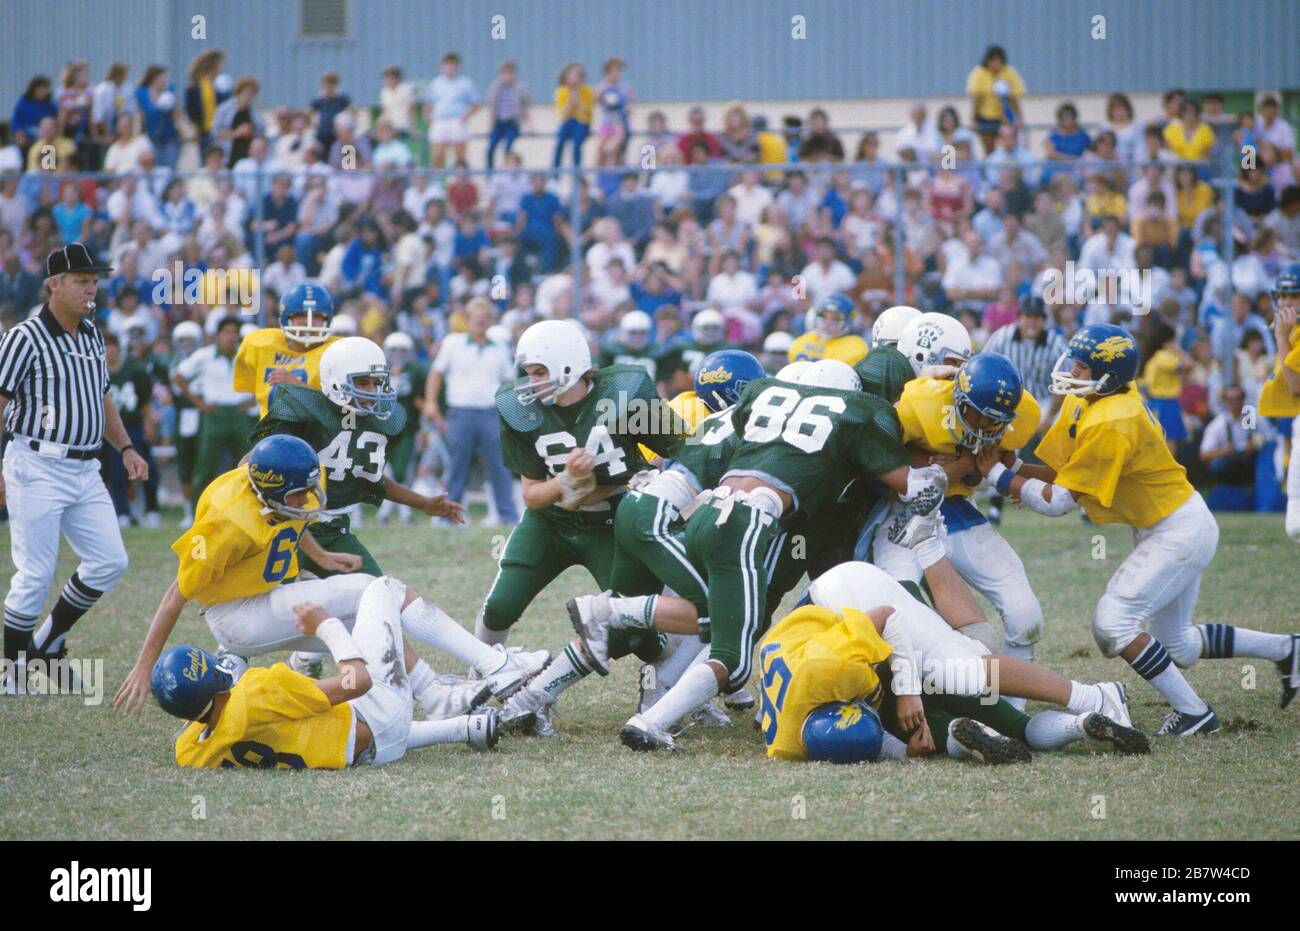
500,685,557,737
1096,680,1132,729
949,718,1032,764
1155,706,1220,737
1277,633,1299,709
288,650,326,679
723,687,756,711
670,700,731,736
466,708,500,752
25,639,84,692
417,672,492,719
567,595,613,676
620,713,680,752
1080,711,1150,755
886,501,942,549
482,645,551,702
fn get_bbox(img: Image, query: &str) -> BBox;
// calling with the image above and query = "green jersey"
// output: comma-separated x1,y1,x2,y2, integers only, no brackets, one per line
392,359,431,433
108,360,155,431
725,377,910,521
598,341,658,381
665,408,741,491
854,344,915,405
249,384,408,510
497,365,690,516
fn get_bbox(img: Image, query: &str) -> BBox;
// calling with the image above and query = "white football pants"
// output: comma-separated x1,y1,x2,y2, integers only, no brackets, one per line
204,573,375,657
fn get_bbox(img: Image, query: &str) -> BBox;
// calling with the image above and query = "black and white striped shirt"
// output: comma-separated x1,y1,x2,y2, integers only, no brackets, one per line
982,323,1069,405
0,305,109,449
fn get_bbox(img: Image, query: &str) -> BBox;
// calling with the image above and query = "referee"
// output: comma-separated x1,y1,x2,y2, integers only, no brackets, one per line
0,243,143,687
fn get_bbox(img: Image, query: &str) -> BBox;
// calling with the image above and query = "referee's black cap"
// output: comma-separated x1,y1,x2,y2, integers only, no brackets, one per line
1019,294,1048,317
45,242,114,278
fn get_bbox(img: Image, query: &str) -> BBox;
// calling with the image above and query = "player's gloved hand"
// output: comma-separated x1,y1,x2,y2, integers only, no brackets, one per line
113,663,153,718
316,551,364,574
420,494,466,523
628,468,660,492
895,694,927,737
919,363,960,380
556,449,597,510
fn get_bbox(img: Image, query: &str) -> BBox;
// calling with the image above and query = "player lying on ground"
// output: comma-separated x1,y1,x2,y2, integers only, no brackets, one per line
758,553,1149,765
150,576,498,769
983,323,1299,734
113,434,548,718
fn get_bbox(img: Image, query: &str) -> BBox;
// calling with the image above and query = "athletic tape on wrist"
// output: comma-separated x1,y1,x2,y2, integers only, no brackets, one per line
315,617,363,664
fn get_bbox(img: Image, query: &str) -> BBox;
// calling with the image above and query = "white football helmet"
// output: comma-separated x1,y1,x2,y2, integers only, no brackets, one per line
619,310,653,350
897,312,972,375
691,308,726,347
329,315,358,336
776,360,812,383
762,331,794,356
172,320,203,354
871,305,922,348
514,320,593,406
798,358,862,392
320,337,398,420
383,330,415,366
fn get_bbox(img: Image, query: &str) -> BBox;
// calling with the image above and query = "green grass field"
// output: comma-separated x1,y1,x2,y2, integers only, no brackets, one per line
1,507,1296,840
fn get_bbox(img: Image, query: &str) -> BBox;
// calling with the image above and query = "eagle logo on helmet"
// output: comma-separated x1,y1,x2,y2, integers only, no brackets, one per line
1090,335,1134,363
957,369,972,393
834,702,865,730
248,464,286,488
697,365,733,385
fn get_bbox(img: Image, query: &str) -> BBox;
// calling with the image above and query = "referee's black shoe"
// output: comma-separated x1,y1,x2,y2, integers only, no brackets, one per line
24,638,84,692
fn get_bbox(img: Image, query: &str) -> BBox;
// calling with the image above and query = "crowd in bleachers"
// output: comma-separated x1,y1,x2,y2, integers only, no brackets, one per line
1,45,1297,521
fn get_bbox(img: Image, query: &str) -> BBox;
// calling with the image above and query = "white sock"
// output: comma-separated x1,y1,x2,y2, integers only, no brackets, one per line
642,662,719,730
880,731,909,761
474,612,510,647
654,634,704,690
1066,680,1104,715
609,594,655,629
1198,625,1291,661
1147,664,1209,715
407,660,442,716
534,643,594,702
30,617,62,653
401,598,499,674
406,716,469,749
1025,710,1085,749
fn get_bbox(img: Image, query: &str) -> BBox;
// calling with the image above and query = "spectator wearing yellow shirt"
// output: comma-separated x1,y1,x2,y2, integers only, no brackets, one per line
1140,319,1191,451
752,114,788,183
1163,99,1215,163
1084,174,1127,228
1174,164,1214,232
553,63,593,169
966,45,1025,155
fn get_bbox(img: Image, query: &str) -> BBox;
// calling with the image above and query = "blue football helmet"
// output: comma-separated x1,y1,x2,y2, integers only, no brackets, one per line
802,700,884,764
811,293,854,339
1050,323,1139,397
151,645,235,721
952,352,1023,450
279,280,335,346
247,434,327,521
694,349,765,412
1273,261,1300,307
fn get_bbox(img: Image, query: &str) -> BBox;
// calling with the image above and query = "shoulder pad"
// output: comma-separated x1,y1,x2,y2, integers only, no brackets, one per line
594,364,655,397
366,402,408,436
266,383,319,423
496,381,545,432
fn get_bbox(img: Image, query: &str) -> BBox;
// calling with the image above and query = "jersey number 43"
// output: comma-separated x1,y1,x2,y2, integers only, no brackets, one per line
319,430,387,482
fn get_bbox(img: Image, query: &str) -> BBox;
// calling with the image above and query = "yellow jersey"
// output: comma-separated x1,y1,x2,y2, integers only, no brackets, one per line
638,390,712,464
965,64,1026,122
1162,121,1215,162
175,664,352,769
1036,389,1193,528
757,605,892,762
233,327,337,418
1141,348,1182,400
1258,325,1300,418
172,468,313,608
554,84,594,124
895,376,1041,497
789,331,870,367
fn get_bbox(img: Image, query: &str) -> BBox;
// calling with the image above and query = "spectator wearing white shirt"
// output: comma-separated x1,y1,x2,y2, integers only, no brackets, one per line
943,227,1004,314
380,65,416,136
262,242,307,297
1258,96,1296,190
585,218,636,287
648,145,690,211
893,103,941,162
1127,164,1177,226
706,250,758,312
426,298,518,526
1200,384,1261,497
727,170,774,228
799,237,856,303
590,257,633,311
403,174,444,223
105,176,163,236
987,211,1048,276
102,113,154,174
425,52,480,169
231,136,280,204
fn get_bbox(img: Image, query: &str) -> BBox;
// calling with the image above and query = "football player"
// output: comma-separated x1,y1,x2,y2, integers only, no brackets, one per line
759,555,1148,764
478,320,691,667
980,323,1299,732
376,331,431,526
619,358,949,751
872,352,1046,674
789,293,869,366
150,579,498,770
655,308,731,396
853,304,921,404
233,280,339,419
113,434,548,719
1258,262,1300,544
504,349,767,735
598,310,658,380
895,311,973,378
167,320,205,527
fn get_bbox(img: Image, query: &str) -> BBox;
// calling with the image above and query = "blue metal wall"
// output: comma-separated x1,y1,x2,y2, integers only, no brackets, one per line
2,0,1295,108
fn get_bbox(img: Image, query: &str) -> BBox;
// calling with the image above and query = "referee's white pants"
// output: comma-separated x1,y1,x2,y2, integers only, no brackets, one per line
870,509,1044,651
203,573,376,658
1092,493,1218,666
1287,415,1300,544
2,443,129,620
346,577,414,766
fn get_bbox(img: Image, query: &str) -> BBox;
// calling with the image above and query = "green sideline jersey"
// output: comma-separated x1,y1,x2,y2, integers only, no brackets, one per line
108,360,155,432
249,384,407,510
655,340,734,382
854,344,915,405
392,358,431,425
496,364,691,517
724,377,910,521
597,341,658,381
